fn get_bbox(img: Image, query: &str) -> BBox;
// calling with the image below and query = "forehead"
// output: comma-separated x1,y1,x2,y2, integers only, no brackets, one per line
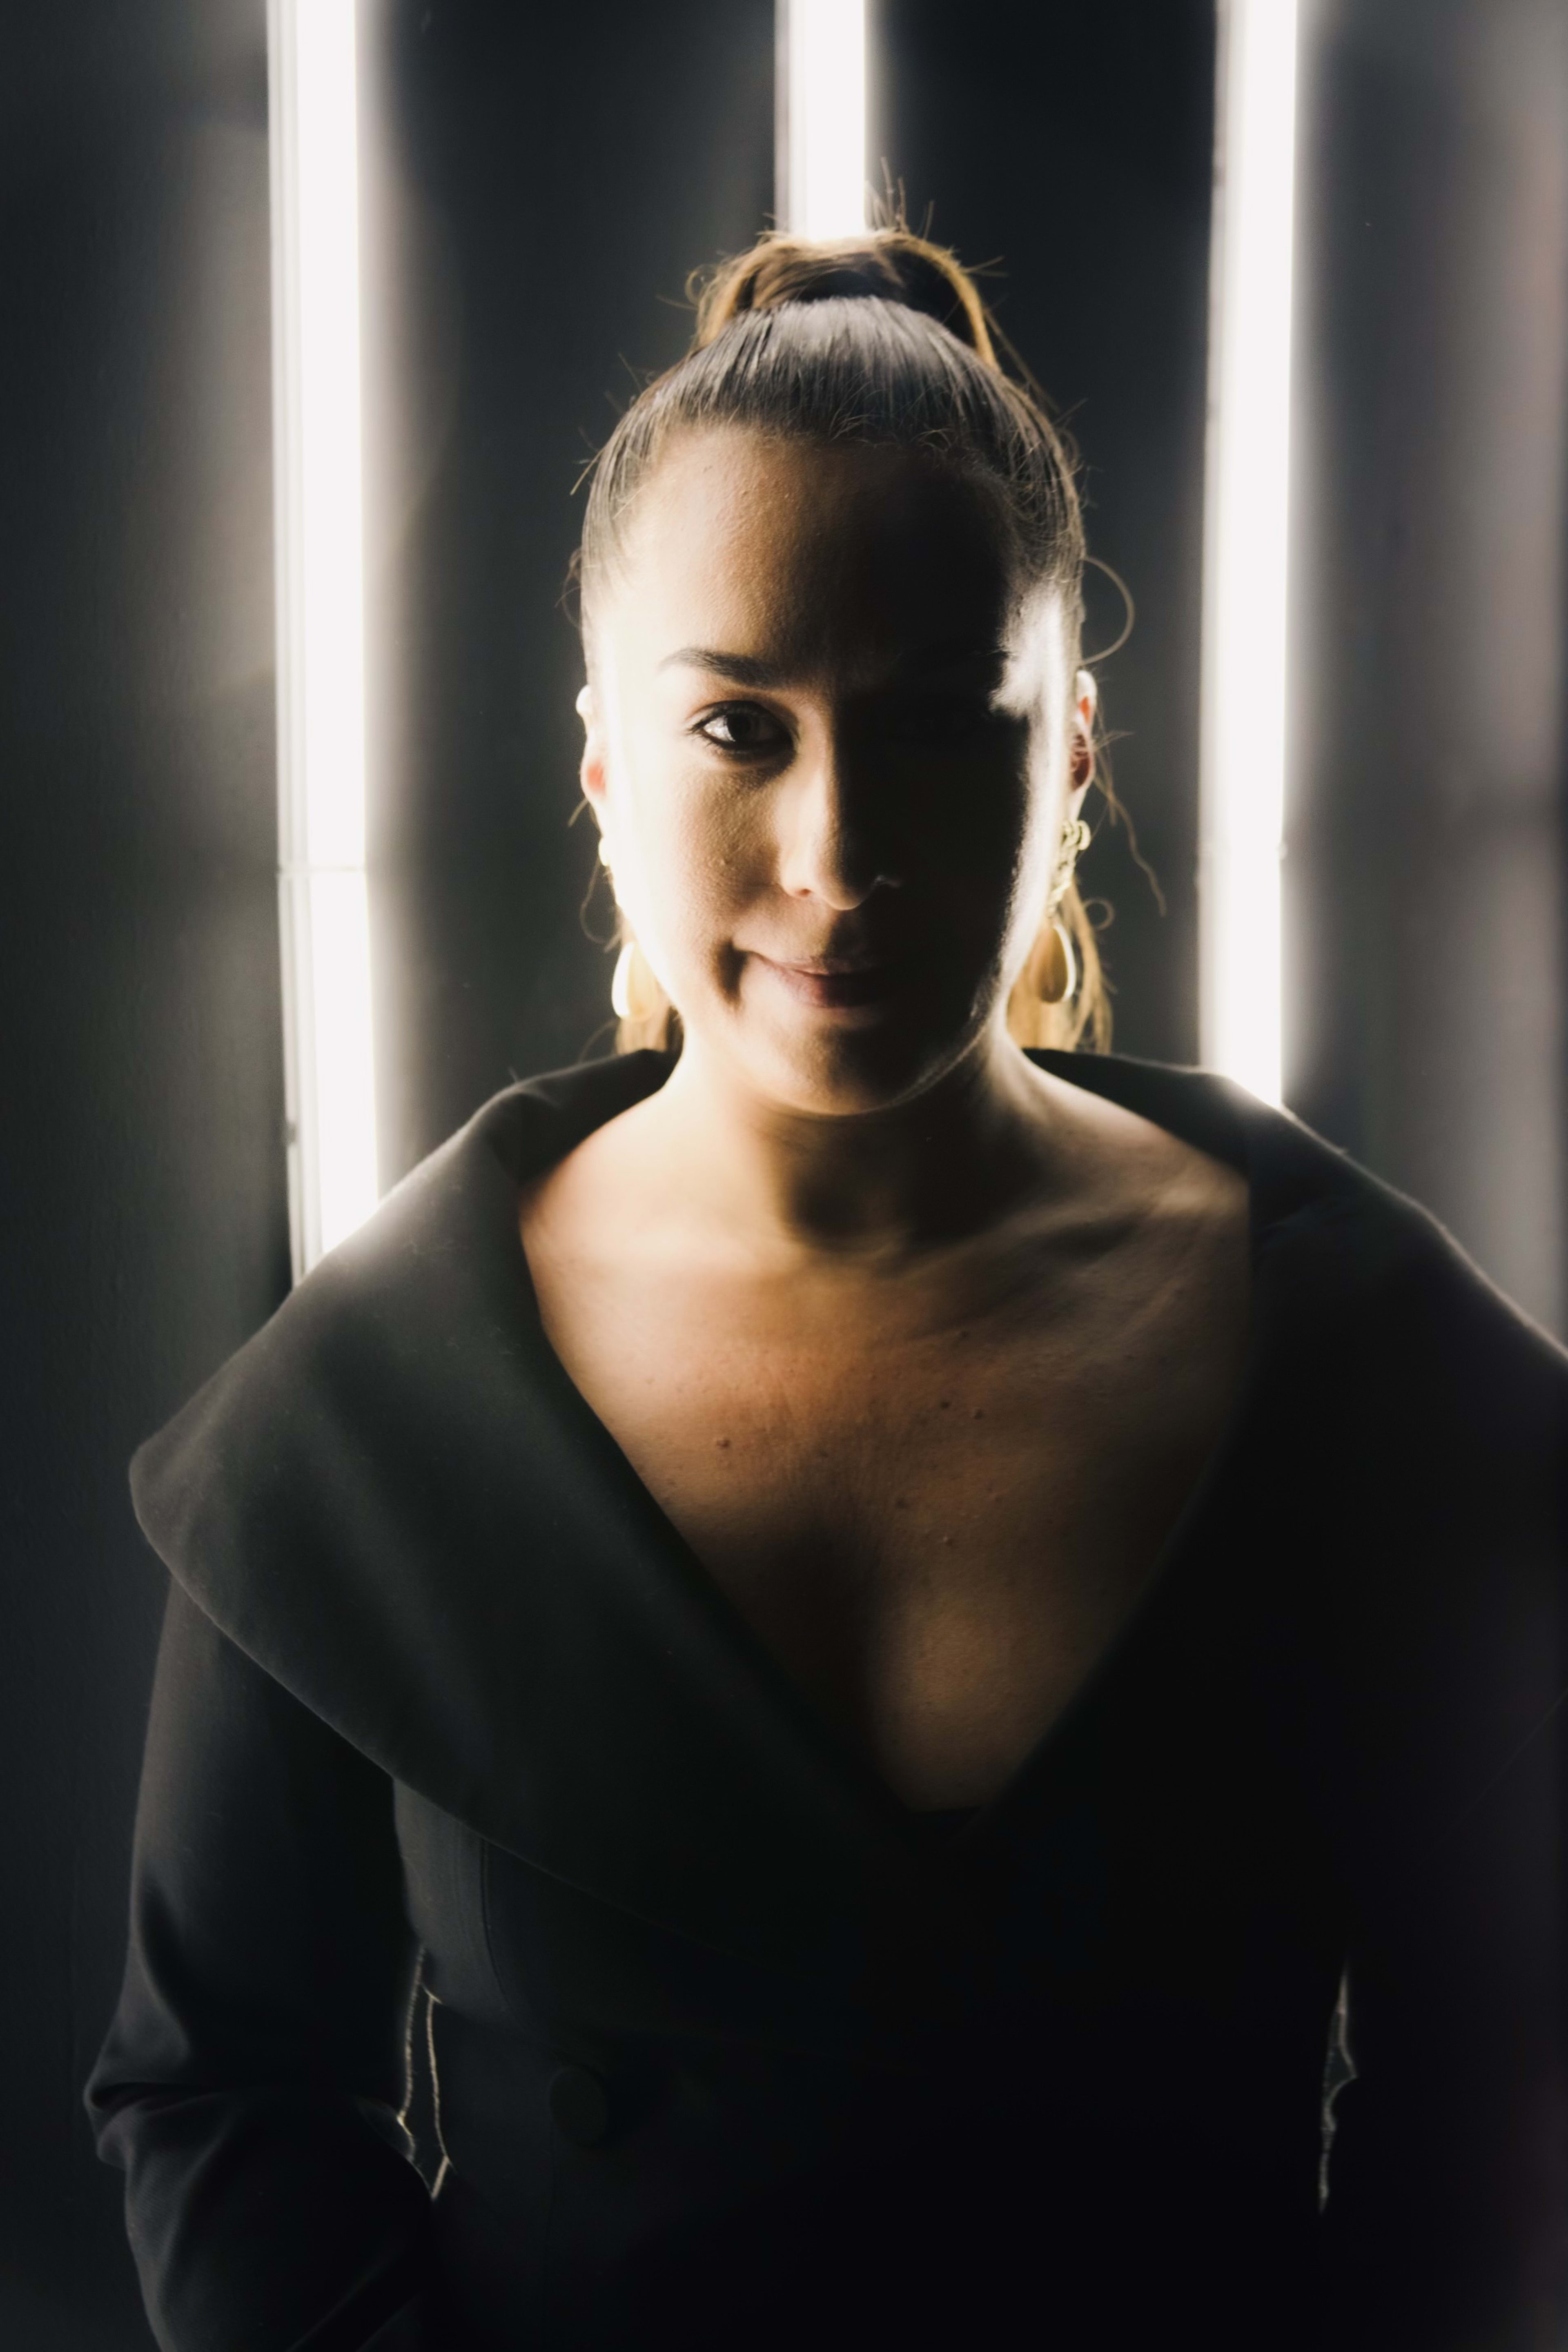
600,425,1024,682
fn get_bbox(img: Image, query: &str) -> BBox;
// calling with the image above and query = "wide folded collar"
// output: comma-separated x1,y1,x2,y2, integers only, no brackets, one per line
130,1049,1400,1971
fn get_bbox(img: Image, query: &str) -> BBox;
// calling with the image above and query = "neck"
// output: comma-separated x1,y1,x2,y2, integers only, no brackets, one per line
634,1025,1066,1266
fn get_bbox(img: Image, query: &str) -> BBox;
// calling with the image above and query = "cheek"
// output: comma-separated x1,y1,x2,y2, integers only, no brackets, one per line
620,765,760,958
939,749,1065,980
902,745,1042,915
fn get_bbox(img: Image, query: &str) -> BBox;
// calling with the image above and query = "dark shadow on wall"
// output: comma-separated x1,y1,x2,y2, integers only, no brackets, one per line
0,5,289,2346
1288,0,1567,1334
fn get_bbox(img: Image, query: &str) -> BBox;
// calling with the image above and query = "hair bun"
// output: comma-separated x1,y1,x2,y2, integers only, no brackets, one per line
693,229,999,368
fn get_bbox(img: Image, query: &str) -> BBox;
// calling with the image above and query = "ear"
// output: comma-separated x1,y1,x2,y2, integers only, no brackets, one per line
1069,667,1098,798
576,682,610,830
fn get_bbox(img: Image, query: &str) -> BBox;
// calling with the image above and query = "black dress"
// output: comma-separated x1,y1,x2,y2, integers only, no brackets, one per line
87,1049,1568,2352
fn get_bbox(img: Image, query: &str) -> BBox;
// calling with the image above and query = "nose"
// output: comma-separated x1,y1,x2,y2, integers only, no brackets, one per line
775,730,900,909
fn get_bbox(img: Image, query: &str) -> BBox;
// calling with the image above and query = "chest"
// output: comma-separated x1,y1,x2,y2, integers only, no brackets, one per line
525,1230,1250,1809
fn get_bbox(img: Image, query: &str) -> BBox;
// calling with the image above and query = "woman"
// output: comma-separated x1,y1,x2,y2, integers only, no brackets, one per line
89,232,1568,2351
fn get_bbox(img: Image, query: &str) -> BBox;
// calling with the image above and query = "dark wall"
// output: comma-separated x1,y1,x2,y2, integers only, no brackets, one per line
875,0,1218,1068
1289,0,1568,1332
0,6,287,2347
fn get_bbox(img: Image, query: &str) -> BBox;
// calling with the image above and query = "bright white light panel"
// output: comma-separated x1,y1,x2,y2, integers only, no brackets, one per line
1200,0,1300,1105
779,0,866,238
268,0,379,1277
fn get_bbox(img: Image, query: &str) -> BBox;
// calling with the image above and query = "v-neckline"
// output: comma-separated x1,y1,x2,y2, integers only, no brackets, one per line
501,1048,1301,1861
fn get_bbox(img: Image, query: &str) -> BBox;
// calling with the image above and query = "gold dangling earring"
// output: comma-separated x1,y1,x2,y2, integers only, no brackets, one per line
1025,917,1078,1006
597,827,660,1025
1027,815,1091,1005
611,937,665,1024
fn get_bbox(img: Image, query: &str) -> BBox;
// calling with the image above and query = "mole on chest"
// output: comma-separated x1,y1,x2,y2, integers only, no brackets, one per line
620,1311,1032,1495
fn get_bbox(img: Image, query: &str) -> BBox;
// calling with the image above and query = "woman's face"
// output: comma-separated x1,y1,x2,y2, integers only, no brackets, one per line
581,425,1091,1116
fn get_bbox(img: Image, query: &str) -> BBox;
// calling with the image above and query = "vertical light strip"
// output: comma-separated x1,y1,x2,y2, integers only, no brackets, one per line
1199,0,1299,1104
777,0,866,238
268,0,379,1277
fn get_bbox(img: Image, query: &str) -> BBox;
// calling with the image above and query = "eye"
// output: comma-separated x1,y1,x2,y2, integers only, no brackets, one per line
692,704,790,756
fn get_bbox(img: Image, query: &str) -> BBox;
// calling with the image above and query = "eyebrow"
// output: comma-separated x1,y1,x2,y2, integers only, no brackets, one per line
656,641,1010,687
657,648,788,687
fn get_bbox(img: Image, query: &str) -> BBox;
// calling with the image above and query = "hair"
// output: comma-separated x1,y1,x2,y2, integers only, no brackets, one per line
575,223,1116,1056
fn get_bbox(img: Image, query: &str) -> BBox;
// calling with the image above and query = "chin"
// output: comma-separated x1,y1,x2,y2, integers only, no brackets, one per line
728,999,989,1119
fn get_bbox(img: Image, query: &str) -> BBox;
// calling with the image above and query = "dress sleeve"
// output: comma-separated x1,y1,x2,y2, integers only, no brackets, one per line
86,1580,447,2352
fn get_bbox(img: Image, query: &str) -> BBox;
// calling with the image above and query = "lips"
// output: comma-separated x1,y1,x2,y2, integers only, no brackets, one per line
779,956,885,976
751,950,907,1010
